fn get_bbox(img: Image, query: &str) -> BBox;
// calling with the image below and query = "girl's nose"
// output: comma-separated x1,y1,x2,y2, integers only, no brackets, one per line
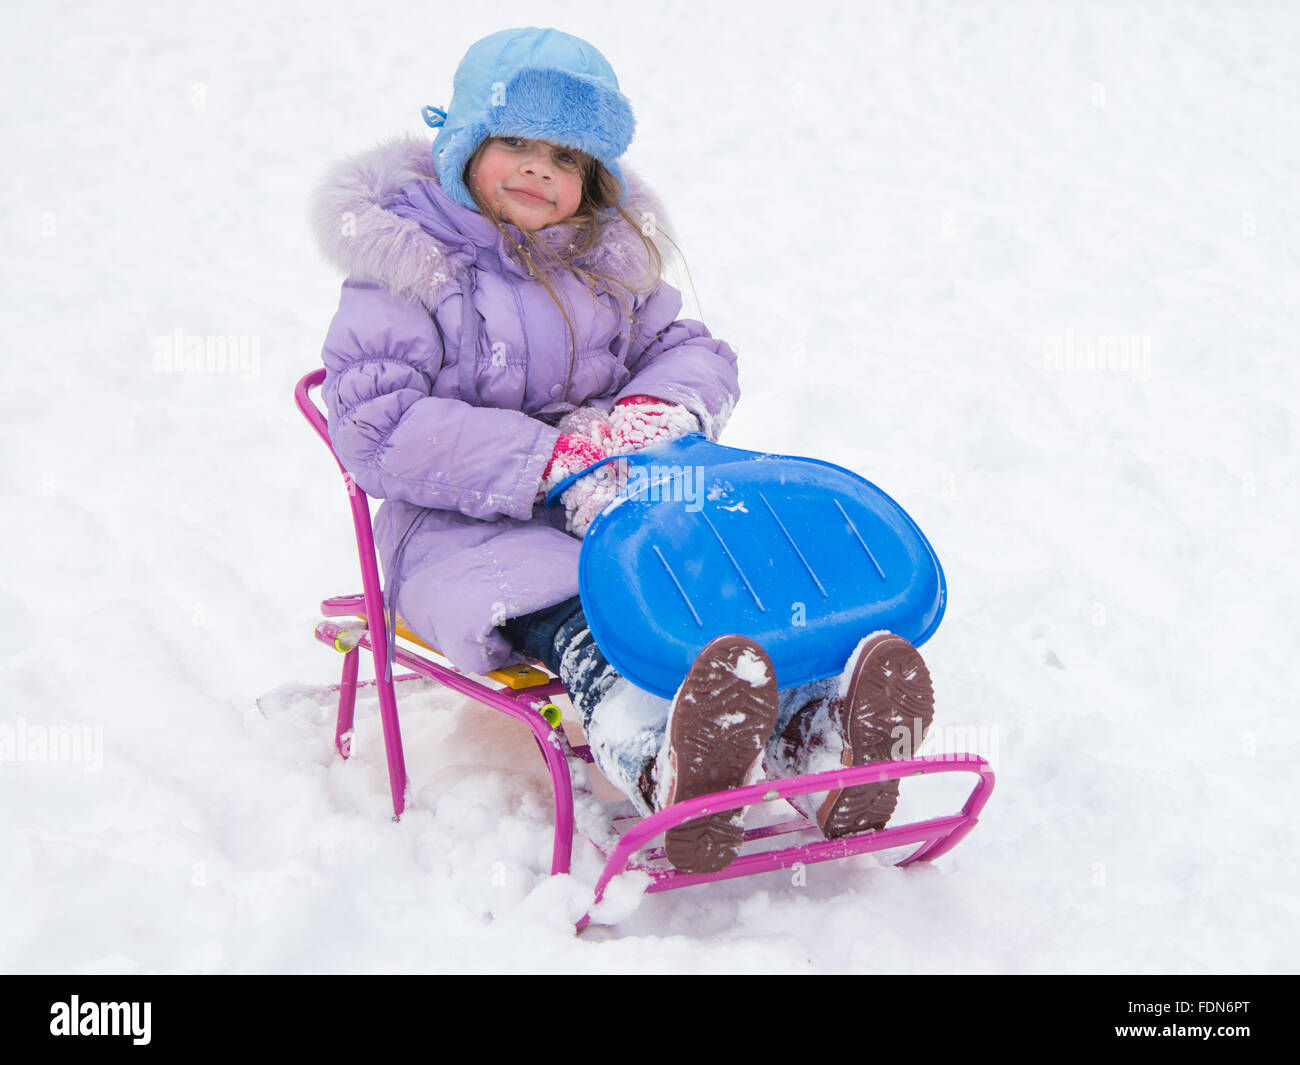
519,146,554,178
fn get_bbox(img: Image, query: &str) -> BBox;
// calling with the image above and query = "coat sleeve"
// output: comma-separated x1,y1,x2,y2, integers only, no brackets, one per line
611,281,740,441
320,279,559,522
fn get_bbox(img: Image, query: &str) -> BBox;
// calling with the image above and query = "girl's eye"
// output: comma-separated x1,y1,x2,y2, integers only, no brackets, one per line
498,136,581,168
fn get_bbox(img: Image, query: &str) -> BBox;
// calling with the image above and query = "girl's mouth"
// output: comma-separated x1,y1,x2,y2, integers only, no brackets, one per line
504,186,551,206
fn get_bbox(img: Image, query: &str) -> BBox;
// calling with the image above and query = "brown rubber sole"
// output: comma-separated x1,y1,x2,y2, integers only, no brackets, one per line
659,635,780,874
817,633,935,839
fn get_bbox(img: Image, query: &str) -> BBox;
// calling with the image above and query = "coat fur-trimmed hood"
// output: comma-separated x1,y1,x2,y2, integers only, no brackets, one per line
310,134,672,310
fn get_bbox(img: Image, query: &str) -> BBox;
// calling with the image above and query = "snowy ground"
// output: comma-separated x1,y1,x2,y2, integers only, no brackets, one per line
3,0,1297,973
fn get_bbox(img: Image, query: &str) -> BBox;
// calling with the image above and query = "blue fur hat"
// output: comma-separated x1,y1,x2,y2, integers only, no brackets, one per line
422,27,636,212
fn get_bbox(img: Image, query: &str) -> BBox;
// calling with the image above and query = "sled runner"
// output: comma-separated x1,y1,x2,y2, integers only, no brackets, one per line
294,369,994,928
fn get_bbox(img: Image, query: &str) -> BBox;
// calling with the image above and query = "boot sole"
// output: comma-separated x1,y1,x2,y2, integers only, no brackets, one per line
817,634,935,839
661,636,780,874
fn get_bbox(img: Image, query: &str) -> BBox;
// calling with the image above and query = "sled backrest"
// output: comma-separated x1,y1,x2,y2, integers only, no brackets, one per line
294,369,553,691
295,368,393,666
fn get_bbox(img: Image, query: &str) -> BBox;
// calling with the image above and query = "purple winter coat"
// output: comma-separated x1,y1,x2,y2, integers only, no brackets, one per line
311,136,741,673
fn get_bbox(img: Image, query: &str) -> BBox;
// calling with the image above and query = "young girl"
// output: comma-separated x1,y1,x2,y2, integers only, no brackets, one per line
312,26,935,875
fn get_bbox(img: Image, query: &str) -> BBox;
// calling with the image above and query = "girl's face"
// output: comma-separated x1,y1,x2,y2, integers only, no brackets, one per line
470,136,588,230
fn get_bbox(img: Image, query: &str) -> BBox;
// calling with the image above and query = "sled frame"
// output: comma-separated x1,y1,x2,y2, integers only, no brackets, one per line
295,369,995,928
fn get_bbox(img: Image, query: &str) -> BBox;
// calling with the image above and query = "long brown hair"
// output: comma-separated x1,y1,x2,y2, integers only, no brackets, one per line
464,138,678,402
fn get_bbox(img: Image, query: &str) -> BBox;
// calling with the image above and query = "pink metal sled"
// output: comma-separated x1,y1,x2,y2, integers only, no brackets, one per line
295,369,994,928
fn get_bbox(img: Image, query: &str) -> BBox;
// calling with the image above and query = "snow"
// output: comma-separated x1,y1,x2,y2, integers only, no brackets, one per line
729,648,771,688
3,0,1297,973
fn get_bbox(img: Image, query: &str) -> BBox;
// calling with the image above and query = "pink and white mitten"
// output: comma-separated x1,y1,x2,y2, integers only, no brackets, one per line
609,394,700,455
555,405,614,452
540,433,626,538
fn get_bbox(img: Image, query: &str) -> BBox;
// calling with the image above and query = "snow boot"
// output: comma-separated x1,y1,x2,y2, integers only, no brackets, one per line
775,632,935,838
652,635,780,875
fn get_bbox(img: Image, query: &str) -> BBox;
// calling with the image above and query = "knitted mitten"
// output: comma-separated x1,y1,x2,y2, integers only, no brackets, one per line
540,433,625,537
555,405,614,452
608,395,700,454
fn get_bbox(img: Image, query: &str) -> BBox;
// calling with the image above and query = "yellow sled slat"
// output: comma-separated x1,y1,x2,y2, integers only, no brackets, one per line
352,614,553,690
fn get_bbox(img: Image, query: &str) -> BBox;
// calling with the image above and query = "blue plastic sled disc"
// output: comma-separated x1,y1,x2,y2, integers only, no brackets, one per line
546,433,946,699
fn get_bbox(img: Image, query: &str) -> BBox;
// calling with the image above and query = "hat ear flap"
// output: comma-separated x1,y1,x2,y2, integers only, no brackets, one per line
433,122,492,211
